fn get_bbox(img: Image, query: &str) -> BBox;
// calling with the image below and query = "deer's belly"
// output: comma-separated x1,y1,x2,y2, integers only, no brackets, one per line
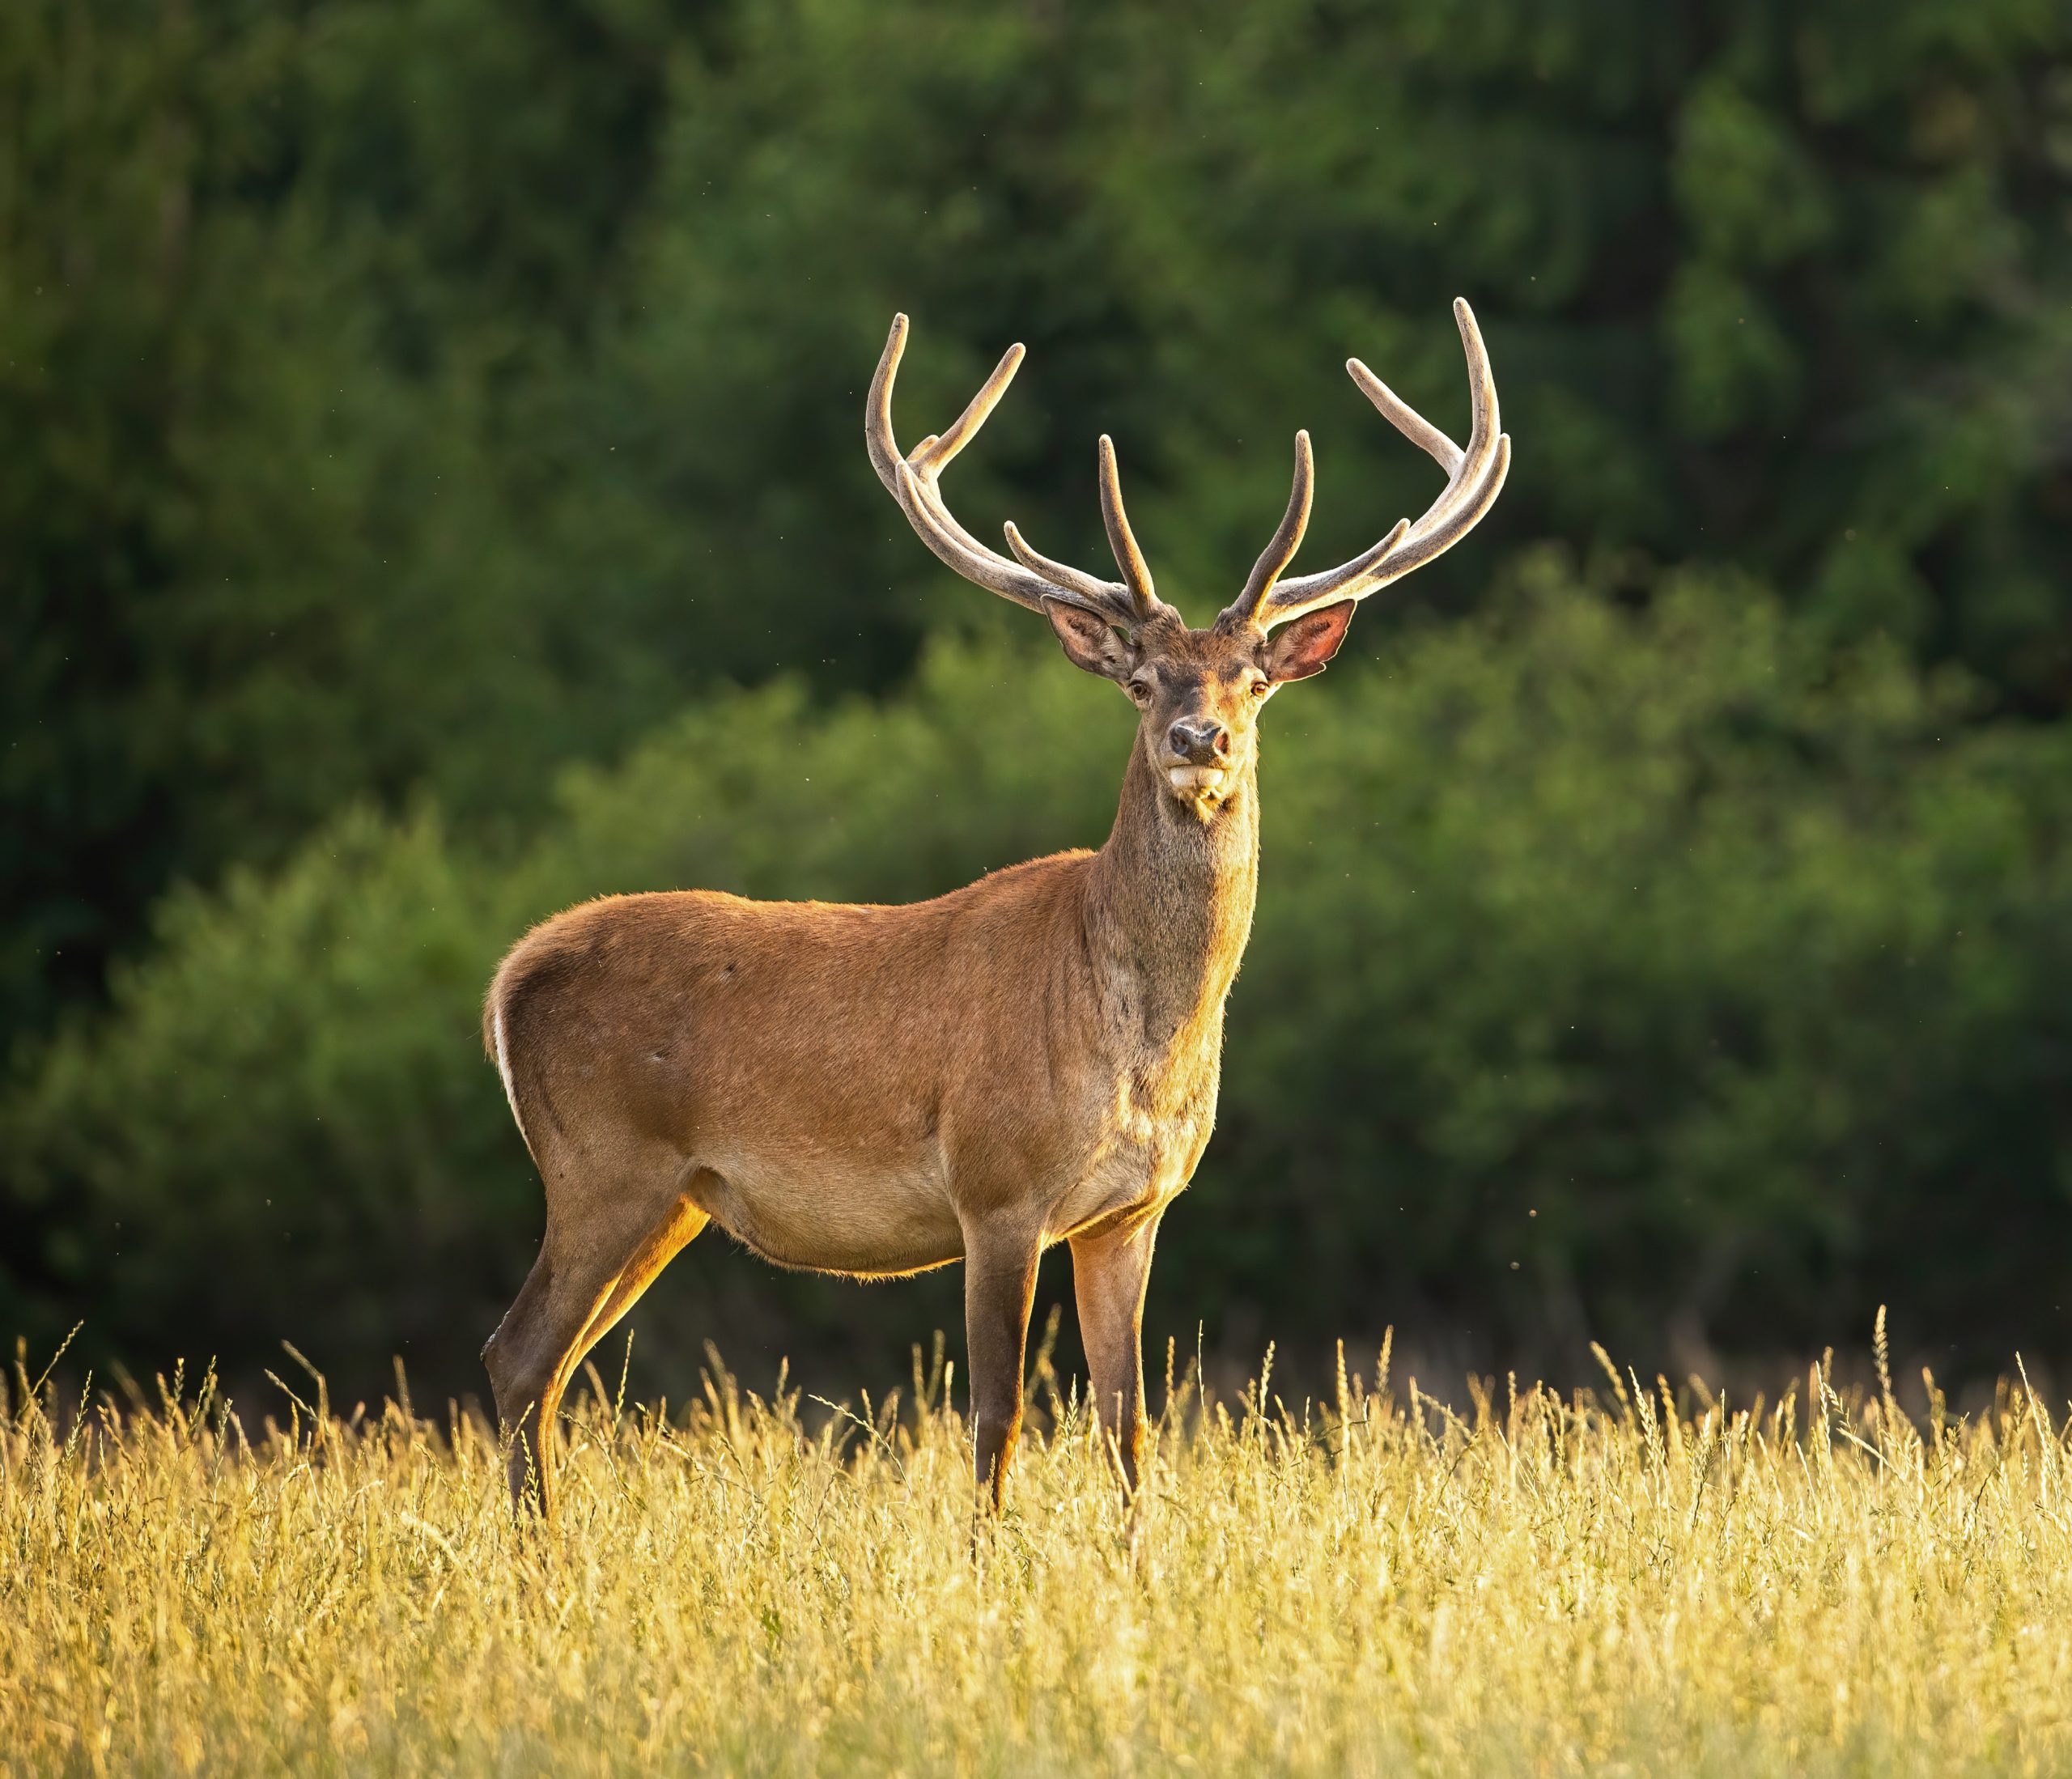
689,1148,964,1278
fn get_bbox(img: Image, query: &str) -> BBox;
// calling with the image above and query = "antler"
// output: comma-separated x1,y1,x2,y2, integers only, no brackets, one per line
867,315,1170,631
1220,298,1511,631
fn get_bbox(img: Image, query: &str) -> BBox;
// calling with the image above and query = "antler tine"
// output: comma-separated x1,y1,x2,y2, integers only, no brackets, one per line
1003,520,1136,606
1223,431,1315,624
1249,298,1509,630
864,312,917,495
1096,435,1161,621
868,313,1147,626
1345,360,1463,477
908,342,1025,475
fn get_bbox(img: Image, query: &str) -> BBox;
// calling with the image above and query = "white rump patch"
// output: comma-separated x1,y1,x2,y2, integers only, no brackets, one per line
493,1001,531,1154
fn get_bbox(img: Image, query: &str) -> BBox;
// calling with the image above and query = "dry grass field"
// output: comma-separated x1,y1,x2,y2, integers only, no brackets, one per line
6,1324,2072,1777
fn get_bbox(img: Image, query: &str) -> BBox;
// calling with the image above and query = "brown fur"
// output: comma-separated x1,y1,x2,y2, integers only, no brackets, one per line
480,607,1347,1517
482,304,1505,1519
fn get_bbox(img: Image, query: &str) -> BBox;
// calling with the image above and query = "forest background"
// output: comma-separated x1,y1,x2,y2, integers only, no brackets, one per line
7,0,2072,1410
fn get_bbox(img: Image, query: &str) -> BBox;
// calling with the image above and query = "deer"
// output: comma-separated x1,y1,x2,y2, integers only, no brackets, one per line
480,299,1509,1520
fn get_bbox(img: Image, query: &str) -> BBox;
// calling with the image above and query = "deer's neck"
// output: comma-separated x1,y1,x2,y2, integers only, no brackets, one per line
1083,739,1260,1062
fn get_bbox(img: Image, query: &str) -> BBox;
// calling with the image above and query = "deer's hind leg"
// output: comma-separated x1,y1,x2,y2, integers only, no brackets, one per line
483,1153,710,1520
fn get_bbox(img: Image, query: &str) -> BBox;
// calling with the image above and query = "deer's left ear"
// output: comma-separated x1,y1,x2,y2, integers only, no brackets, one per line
1261,601,1356,682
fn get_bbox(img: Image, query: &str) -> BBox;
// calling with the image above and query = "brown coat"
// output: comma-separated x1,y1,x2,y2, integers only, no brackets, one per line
480,303,1507,1518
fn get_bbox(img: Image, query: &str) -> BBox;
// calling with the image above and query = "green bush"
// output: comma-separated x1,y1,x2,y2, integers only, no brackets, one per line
9,571,2070,1393
1228,568,2072,1369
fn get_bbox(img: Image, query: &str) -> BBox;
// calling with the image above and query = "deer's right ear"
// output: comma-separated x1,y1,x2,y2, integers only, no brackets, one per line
1042,599,1137,683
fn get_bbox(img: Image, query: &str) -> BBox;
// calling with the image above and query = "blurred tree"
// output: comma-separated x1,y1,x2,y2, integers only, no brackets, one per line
7,0,2071,1058
0,0,682,1049
0,0,722,1051
1089,0,2072,699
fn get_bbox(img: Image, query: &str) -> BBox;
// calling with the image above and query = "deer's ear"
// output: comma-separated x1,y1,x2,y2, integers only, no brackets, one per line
1261,601,1356,682
1043,599,1137,682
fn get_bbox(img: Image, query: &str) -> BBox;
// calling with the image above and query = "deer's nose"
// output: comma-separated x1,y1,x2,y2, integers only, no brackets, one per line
1167,718,1229,766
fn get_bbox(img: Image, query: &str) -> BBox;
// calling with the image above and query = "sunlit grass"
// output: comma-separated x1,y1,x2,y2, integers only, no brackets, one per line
6,1323,2072,1776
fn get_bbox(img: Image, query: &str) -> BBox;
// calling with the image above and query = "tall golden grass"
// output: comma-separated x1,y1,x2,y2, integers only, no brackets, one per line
6,1320,2071,1776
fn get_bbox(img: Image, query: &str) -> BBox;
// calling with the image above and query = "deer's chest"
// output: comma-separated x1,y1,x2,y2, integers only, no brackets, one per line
1047,1039,1222,1241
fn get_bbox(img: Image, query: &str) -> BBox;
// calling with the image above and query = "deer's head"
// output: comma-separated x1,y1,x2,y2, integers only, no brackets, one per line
867,303,1509,820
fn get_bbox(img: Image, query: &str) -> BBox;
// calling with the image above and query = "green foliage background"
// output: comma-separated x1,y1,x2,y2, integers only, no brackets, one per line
6,0,2072,1397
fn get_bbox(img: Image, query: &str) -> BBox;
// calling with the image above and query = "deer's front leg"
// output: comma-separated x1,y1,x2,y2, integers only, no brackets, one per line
1070,1210,1161,1497
962,1219,1042,1514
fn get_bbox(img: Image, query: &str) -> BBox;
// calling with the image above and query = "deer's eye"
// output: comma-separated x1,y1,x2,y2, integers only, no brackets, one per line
1127,677,1153,704
1248,677,1272,698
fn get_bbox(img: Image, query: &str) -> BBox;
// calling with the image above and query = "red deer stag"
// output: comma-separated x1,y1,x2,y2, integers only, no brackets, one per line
482,300,1509,1518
